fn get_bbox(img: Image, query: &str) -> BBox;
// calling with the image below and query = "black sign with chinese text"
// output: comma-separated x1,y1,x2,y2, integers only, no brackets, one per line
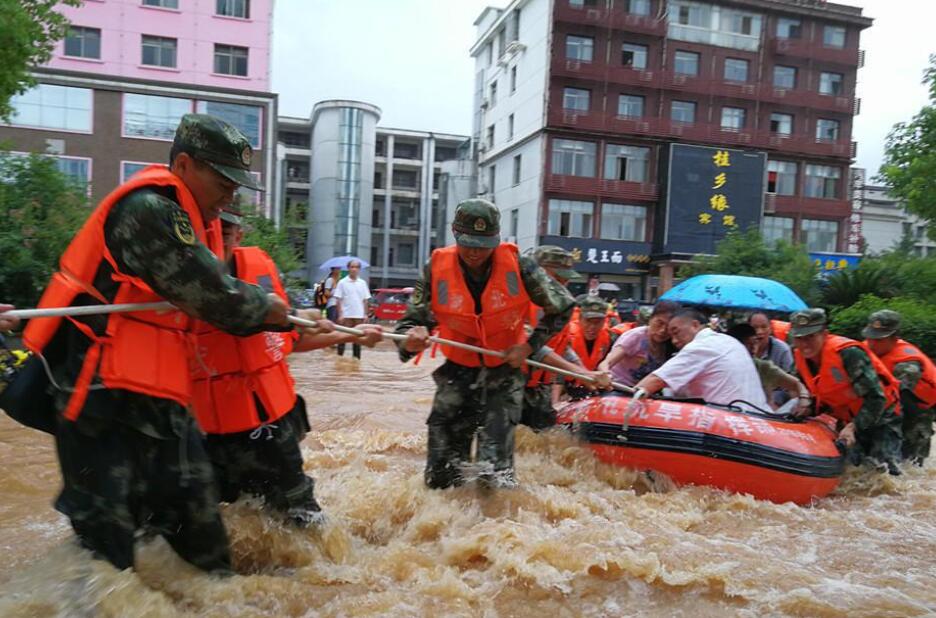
539,235,653,273
661,144,766,255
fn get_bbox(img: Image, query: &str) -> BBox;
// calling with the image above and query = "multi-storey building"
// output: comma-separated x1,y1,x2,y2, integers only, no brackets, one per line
0,0,277,210
858,179,935,257
471,0,871,297
276,102,468,286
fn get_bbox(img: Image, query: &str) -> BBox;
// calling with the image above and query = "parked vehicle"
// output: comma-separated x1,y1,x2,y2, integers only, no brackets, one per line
370,288,414,322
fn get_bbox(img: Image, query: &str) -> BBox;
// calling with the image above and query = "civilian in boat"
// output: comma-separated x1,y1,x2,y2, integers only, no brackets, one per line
726,323,812,416
599,300,680,388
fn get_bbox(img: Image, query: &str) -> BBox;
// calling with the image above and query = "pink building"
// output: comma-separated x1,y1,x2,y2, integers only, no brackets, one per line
48,0,272,91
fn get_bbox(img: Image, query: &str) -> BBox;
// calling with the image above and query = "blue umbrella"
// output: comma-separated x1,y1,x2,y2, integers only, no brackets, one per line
660,274,807,313
318,255,370,271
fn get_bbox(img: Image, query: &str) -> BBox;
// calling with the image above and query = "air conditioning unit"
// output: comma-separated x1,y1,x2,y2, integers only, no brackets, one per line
480,98,490,109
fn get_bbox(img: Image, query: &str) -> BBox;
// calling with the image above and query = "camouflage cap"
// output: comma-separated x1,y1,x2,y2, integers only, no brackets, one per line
534,245,581,280
862,309,901,339
173,114,262,191
219,204,243,226
636,305,652,325
577,294,609,319
452,199,500,248
789,308,828,338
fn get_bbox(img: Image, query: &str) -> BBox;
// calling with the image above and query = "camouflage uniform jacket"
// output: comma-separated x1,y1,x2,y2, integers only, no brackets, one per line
50,186,281,438
395,254,575,363
892,360,927,415
831,347,899,432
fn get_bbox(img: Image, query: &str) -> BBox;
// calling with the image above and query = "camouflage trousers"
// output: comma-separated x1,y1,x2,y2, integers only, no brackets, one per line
848,409,904,474
521,384,557,431
425,361,524,489
203,399,319,515
901,402,935,465
54,405,230,573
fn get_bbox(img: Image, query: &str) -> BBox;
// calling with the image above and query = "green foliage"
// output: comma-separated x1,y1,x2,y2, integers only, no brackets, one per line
829,295,936,359
0,152,89,307
0,0,80,121
678,229,820,304
819,262,899,308
238,202,302,284
878,54,936,239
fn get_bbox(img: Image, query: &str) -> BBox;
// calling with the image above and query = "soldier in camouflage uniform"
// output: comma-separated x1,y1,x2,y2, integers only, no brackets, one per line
790,309,903,475
32,114,291,573
864,310,936,465
560,295,620,401
396,200,575,489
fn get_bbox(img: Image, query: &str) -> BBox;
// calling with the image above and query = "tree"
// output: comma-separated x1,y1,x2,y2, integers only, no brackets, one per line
678,229,820,305
879,54,936,239
0,152,89,307
238,202,303,286
819,261,898,308
830,295,936,359
0,0,80,121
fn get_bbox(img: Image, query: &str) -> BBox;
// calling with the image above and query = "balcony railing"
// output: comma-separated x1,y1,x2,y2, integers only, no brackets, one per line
545,173,659,201
771,37,862,66
773,195,852,218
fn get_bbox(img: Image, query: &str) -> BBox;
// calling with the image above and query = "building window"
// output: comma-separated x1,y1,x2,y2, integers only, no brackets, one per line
566,35,594,62
776,17,801,39
621,42,648,69
671,100,696,124
513,154,522,185
143,0,179,7
721,107,745,130
508,113,515,139
624,0,650,15
551,138,597,177
486,42,493,66
397,242,416,267
50,156,91,185
819,72,844,96
762,216,794,245
7,84,92,132
563,87,590,111
804,165,840,199
801,219,839,252
141,35,177,68
489,80,498,106
214,44,248,76
724,58,748,82
823,25,846,48
816,118,840,141
547,199,593,237
510,66,517,93
487,164,496,193
121,161,155,182
767,160,797,195
617,94,644,118
393,169,419,189
675,1,708,27
64,26,101,59
216,0,249,18
604,144,649,182
773,65,796,89
769,112,793,135
124,93,191,139
570,0,598,6
601,203,646,241
674,50,700,76
509,208,519,237
196,100,262,147
394,141,420,159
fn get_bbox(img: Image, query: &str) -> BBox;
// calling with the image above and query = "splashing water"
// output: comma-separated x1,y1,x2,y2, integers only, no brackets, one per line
0,344,934,617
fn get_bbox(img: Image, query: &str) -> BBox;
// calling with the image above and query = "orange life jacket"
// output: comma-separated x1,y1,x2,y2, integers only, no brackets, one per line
771,320,791,342
526,322,574,387
430,243,531,368
793,334,901,425
612,322,637,335
23,166,224,421
569,316,613,372
872,339,936,409
191,247,298,434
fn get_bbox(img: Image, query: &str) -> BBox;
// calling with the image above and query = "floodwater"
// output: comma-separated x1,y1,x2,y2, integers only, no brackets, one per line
0,343,934,617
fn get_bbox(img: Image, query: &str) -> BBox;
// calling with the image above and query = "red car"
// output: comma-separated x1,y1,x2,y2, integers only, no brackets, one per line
370,288,414,322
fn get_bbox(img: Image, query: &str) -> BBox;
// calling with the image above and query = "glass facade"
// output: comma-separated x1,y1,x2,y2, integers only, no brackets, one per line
601,204,646,241
668,0,762,52
196,100,262,147
8,84,92,132
547,199,593,237
335,107,364,255
124,93,191,139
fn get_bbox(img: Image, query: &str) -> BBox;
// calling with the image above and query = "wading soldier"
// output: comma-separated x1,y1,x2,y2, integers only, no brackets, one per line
790,308,903,475
192,207,382,527
22,114,291,573
397,200,575,489
561,295,620,401
863,310,936,465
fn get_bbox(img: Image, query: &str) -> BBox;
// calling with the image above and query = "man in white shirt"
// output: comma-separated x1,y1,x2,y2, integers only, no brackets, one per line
632,308,769,411
333,259,372,359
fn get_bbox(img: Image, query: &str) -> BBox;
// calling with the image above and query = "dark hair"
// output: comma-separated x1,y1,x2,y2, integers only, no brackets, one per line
748,311,770,323
348,259,362,268
672,307,707,325
651,300,681,319
727,323,756,342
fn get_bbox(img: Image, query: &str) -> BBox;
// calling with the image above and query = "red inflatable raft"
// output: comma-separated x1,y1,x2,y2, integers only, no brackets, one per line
557,394,844,505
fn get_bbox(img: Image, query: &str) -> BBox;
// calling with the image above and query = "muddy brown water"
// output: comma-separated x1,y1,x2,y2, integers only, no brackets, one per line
0,344,934,617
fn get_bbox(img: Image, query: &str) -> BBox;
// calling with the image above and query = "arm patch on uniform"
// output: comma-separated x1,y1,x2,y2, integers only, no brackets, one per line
172,209,196,245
